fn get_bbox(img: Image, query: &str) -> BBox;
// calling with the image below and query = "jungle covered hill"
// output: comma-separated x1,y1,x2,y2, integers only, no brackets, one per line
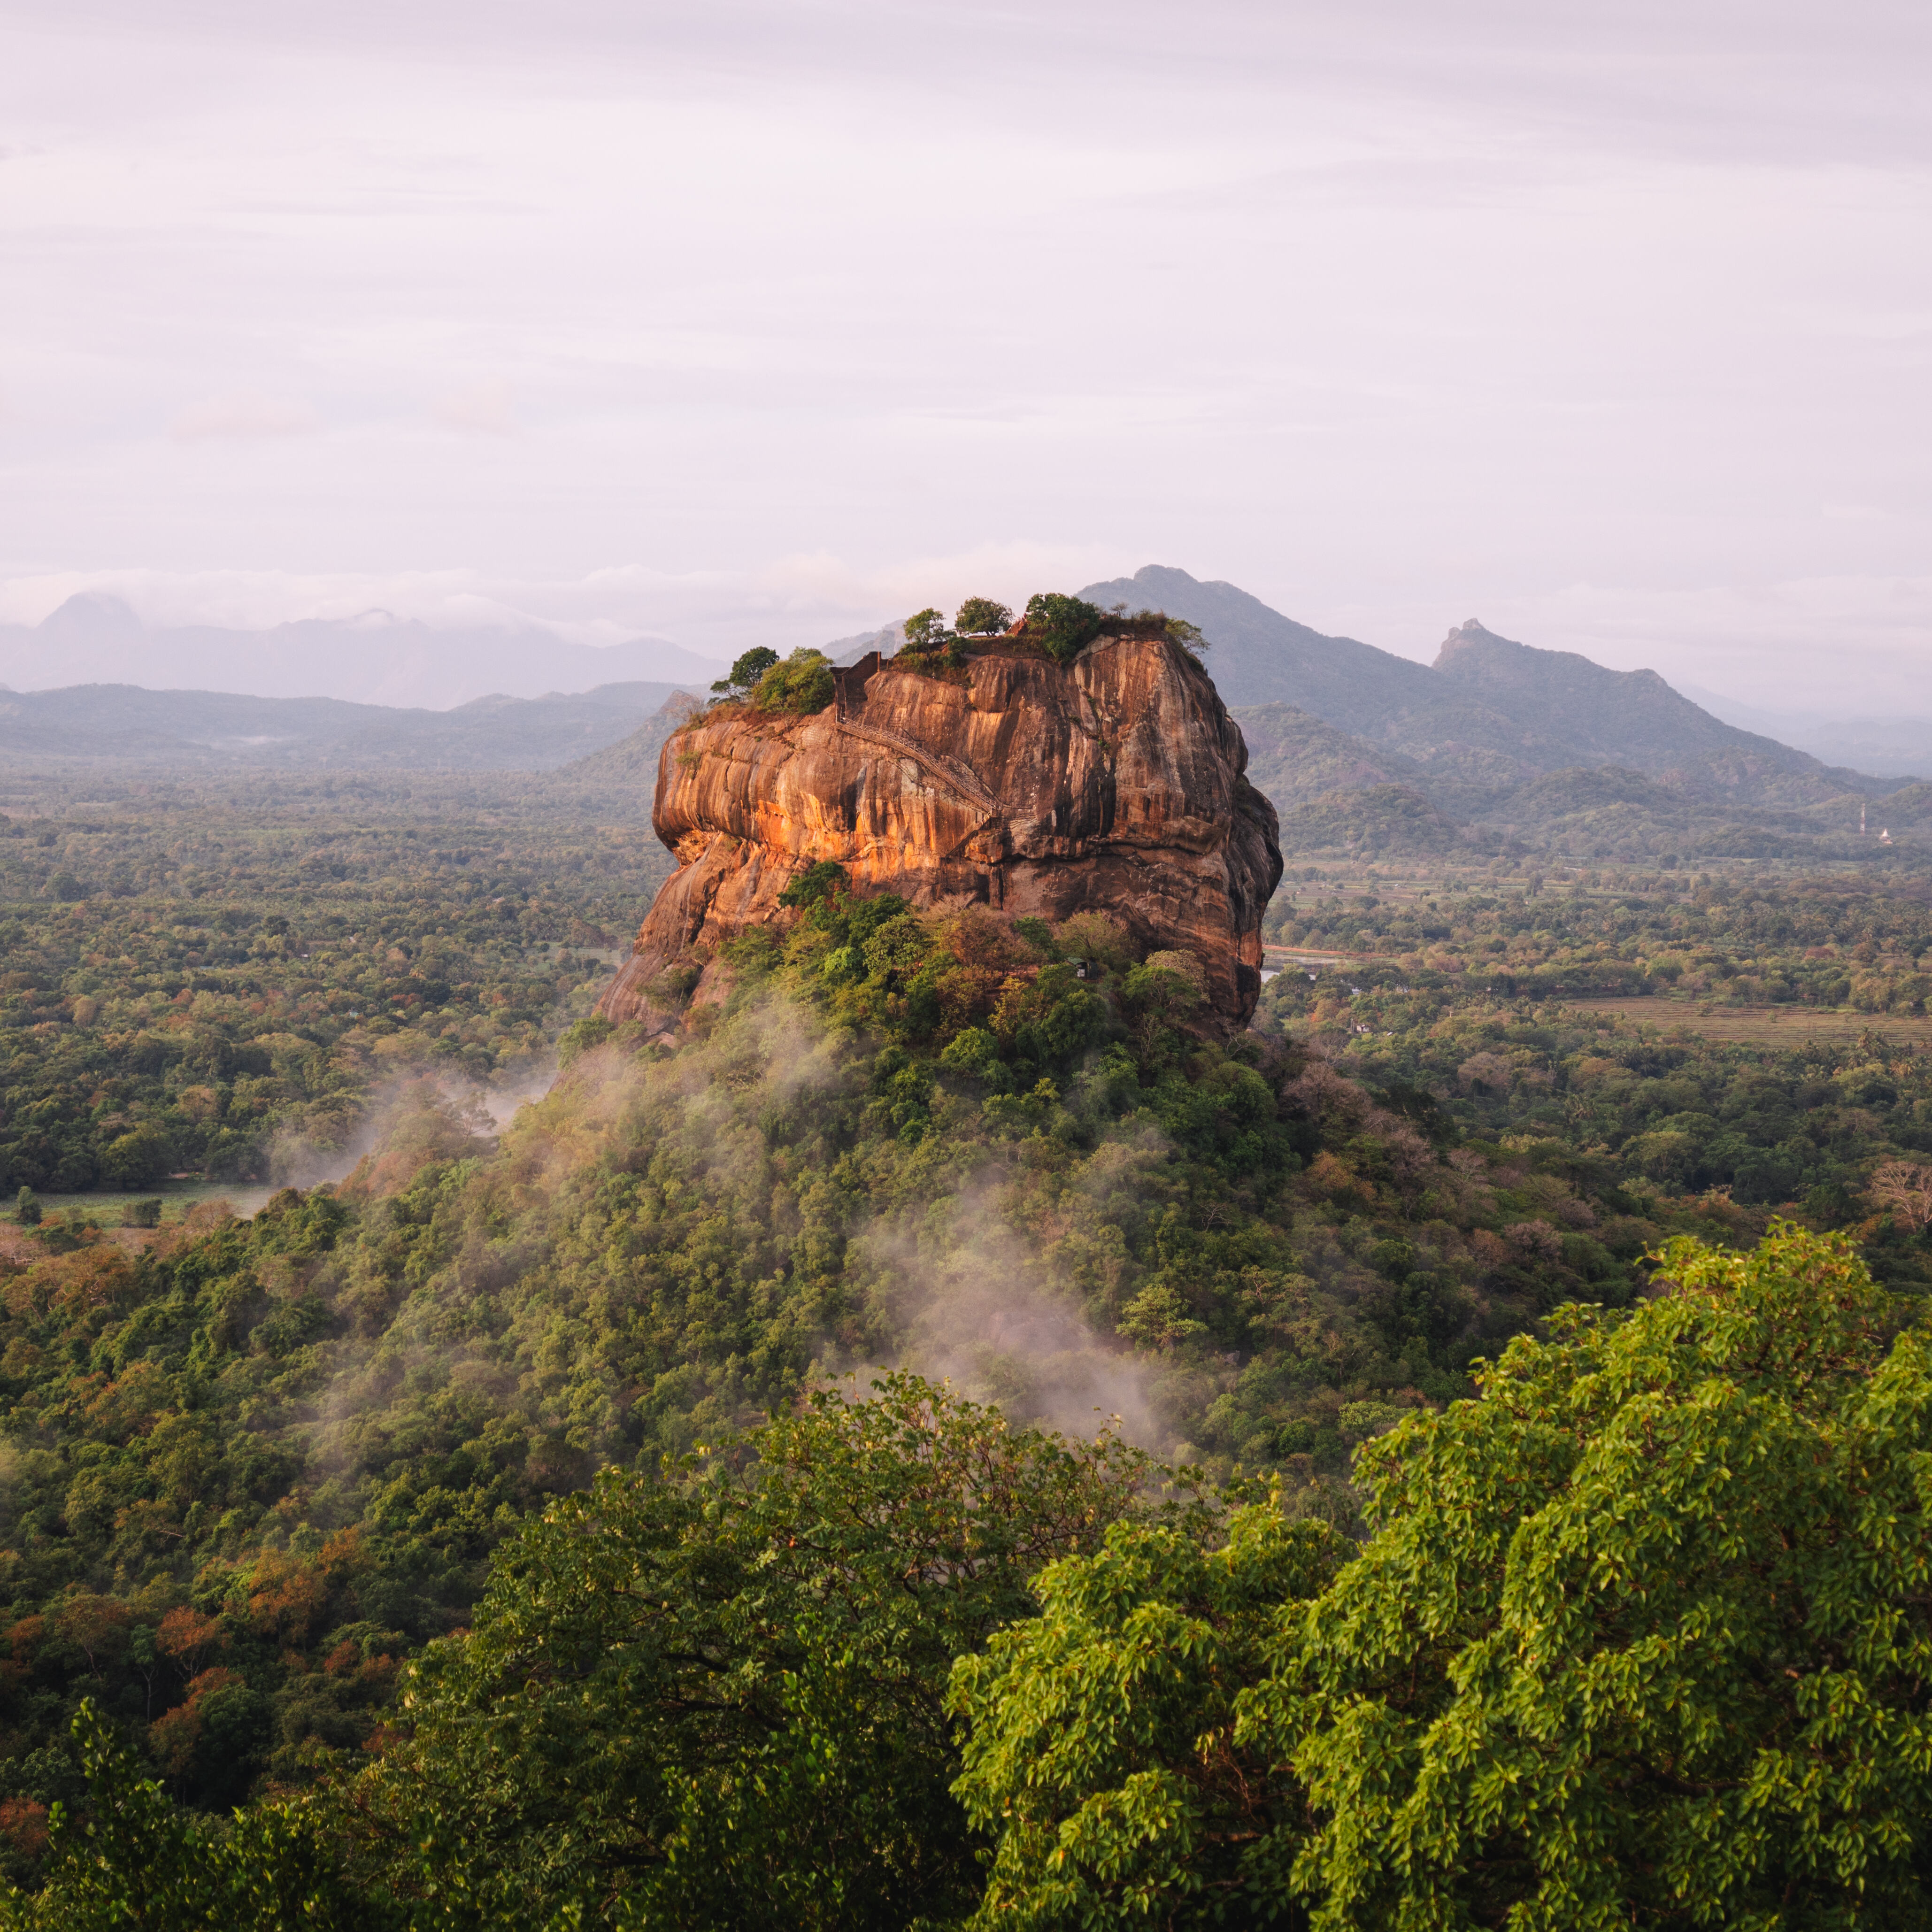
1,855,1932,1858
17,1223,1932,1932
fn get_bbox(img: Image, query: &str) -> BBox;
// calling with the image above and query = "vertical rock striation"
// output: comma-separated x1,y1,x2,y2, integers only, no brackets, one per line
598,631,1282,1034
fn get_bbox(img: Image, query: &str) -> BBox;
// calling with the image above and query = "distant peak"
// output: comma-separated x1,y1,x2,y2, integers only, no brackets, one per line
37,592,143,637
1434,618,1524,669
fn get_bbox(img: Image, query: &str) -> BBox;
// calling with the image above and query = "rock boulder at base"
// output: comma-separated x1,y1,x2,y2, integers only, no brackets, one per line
598,630,1282,1035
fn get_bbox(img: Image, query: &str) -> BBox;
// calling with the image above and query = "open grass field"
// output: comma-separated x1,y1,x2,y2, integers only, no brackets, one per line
6,1177,277,1229
1563,996,1932,1049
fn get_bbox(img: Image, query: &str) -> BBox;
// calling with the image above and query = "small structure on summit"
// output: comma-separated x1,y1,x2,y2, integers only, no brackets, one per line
598,600,1283,1037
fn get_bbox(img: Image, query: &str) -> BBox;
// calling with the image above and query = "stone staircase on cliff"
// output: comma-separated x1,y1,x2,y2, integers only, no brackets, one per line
832,651,1003,819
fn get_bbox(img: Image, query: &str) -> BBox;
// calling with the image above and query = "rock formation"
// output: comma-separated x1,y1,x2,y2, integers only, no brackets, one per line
598,630,1282,1034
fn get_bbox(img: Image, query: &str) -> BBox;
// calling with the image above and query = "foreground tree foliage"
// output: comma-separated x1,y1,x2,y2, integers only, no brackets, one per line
951,1507,1340,1928
6,1228,1932,1926
319,1376,1198,1931
954,1224,1932,1929
0,1702,377,1931
1278,1222,1932,1929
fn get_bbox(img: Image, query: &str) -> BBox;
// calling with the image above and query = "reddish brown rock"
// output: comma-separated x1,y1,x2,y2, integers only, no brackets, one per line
598,631,1282,1034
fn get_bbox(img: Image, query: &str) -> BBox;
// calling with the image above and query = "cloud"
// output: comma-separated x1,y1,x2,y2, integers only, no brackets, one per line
431,379,517,436
169,390,321,441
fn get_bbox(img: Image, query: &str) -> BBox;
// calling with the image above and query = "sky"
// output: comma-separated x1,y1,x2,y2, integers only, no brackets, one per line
1,0,1928,710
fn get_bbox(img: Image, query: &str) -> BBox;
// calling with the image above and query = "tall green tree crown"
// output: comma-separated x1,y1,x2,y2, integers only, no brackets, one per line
954,597,1012,635
1021,593,1108,664
711,645,781,697
953,1223,1932,1930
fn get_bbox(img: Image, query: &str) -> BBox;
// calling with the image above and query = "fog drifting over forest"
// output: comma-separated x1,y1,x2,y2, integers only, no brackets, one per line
1,0,1928,710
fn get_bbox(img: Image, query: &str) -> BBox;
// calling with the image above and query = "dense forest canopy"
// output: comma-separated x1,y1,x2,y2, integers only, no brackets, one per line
0,772,670,1196
0,759,1927,1923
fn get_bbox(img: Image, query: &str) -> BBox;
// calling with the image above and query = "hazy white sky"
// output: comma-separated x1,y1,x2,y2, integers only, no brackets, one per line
2,0,1928,707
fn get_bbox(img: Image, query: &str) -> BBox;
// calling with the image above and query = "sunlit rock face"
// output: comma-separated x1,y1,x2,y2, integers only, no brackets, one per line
598,632,1282,1036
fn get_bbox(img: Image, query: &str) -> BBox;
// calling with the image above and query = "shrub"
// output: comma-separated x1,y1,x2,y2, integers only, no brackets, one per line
896,609,964,675
902,608,950,650
752,648,835,714
1142,948,1206,993
1054,911,1136,975
556,1015,615,1069
1158,613,1206,656
778,860,849,908
938,1026,1002,1081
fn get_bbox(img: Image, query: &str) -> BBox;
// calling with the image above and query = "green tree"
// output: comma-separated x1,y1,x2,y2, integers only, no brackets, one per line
953,1225,1932,1929
0,1702,376,1931
325,1376,1193,1931
1269,1222,1932,1929
902,607,950,649
951,1508,1339,1929
751,647,835,714
954,597,1012,636
899,608,963,672
1022,593,1108,665
710,646,781,698
555,1012,614,1067
13,1185,38,1225
100,1124,172,1188
777,858,849,908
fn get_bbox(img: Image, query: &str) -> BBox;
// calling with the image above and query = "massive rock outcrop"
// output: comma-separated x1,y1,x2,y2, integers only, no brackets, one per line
598,631,1282,1034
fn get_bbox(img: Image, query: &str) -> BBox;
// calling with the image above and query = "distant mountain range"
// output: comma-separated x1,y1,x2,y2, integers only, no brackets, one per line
1676,684,1932,781
0,680,695,772
1079,567,1898,807
0,566,1922,867
1075,567,1924,865
0,594,727,710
